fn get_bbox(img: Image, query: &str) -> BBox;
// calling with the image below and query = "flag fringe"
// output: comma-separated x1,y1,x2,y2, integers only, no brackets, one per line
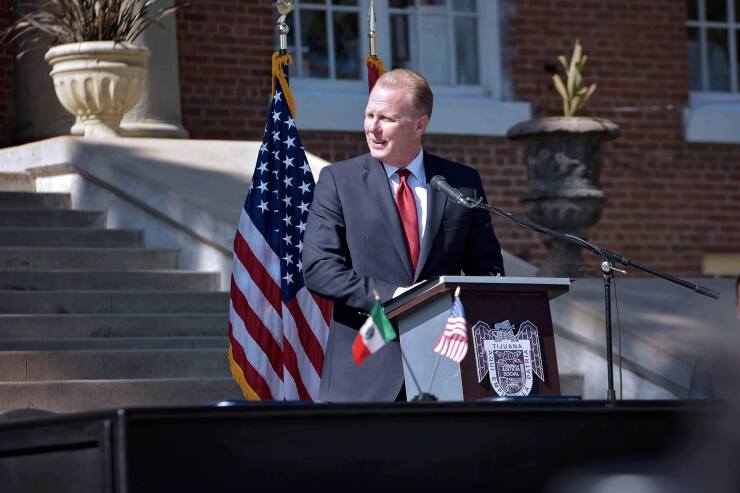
272,52,297,118
366,54,385,93
228,341,261,400
366,54,385,75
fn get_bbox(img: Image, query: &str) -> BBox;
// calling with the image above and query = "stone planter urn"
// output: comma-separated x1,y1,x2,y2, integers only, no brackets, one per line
45,42,151,138
507,117,620,277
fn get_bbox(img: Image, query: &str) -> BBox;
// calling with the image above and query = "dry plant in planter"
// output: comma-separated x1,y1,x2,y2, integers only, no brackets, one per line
3,0,183,137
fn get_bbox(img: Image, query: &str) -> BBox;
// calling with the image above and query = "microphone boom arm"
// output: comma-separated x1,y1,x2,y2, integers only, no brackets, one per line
430,174,719,298
431,174,720,402
468,197,719,299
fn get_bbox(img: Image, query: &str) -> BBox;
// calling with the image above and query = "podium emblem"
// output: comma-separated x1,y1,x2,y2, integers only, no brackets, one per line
472,320,545,397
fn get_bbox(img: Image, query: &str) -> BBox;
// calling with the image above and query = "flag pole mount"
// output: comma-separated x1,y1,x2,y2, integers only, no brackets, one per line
276,0,294,53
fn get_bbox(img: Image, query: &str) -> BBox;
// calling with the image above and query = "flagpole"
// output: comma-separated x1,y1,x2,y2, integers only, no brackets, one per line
424,287,461,397
425,353,442,394
393,306,438,402
371,290,430,402
368,0,377,57
273,1,296,116
366,0,385,92
276,0,294,56
399,347,427,400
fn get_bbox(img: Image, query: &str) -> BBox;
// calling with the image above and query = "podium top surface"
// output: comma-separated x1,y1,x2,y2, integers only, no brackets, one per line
384,276,571,317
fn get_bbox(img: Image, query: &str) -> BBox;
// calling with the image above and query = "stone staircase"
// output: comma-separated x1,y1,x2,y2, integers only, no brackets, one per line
0,173,241,413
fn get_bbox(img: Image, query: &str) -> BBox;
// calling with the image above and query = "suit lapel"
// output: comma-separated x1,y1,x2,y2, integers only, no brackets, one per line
362,156,413,279
416,153,446,281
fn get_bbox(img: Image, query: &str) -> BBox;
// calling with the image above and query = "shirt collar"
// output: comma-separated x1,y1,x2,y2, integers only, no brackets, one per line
382,148,425,181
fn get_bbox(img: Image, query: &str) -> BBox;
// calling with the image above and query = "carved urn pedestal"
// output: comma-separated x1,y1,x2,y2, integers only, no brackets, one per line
507,117,620,277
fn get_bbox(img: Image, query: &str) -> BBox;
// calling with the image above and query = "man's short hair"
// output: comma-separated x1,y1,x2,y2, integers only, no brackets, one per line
376,68,434,119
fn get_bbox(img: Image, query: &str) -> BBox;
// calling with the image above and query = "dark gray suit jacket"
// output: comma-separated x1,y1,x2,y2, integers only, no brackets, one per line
303,152,504,402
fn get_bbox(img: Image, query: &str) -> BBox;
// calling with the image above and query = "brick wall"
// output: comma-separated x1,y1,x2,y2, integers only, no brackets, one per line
0,0,13,148
503,0,740,275
177,0,740,276
176,0,275,140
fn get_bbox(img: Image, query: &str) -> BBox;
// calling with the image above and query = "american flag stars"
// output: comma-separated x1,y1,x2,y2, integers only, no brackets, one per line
228,58,331,402
247,99,314,290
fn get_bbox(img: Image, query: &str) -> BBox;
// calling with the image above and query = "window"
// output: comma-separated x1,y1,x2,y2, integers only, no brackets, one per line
686,0,740,92
387,0,480,86
289,1,363,80
286,0,531,135
684,0,740,143
289,0,482,88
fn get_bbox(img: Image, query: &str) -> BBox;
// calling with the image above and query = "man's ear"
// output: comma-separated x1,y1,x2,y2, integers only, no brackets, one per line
416,115,429,134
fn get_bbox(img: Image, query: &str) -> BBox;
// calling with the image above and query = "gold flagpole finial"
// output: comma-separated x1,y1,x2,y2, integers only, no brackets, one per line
368,0,377,57
276,0,295,53
372,289,380,301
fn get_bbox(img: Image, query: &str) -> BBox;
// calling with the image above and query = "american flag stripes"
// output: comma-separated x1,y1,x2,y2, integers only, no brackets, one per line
228,54,332,401
433,295,468,363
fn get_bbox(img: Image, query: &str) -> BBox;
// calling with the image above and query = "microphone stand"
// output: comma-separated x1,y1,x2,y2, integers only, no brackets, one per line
458,195,720,404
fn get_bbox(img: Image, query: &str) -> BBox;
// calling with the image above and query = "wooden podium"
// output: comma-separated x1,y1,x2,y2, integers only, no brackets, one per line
384,276,570,401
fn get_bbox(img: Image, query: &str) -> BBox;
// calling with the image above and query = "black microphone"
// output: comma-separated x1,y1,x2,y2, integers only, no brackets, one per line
430,175,468,206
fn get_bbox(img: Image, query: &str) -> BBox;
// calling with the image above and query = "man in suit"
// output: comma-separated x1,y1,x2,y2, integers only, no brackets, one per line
303,69,504,402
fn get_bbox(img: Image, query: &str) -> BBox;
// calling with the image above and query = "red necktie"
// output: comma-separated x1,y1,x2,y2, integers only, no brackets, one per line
395,168,420,273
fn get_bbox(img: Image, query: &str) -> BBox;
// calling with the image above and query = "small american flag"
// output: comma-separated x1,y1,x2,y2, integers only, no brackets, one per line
433,294,468,363
228,53,332,401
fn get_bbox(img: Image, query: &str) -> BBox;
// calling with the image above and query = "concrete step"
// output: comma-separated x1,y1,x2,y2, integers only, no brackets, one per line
0,208,105,227
0,377,243,413
0,173,34,192
0,247,178,270
0,270,220,291
0,313,227,338
0,336,227,351
0,291,228,314
0,192,70,208
0,228,143,247
0,348,231,381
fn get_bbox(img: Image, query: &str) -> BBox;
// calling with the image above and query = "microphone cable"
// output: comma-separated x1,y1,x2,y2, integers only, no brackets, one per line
612,272,624,400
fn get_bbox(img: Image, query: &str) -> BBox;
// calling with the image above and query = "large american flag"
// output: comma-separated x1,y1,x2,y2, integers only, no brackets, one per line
433,295,468,364
228,57,332,401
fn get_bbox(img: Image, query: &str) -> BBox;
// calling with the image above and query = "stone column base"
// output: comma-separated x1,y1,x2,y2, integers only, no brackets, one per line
71,119,189,139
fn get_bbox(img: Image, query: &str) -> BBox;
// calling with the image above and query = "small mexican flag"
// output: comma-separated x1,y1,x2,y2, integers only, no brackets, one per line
352,299,396,366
